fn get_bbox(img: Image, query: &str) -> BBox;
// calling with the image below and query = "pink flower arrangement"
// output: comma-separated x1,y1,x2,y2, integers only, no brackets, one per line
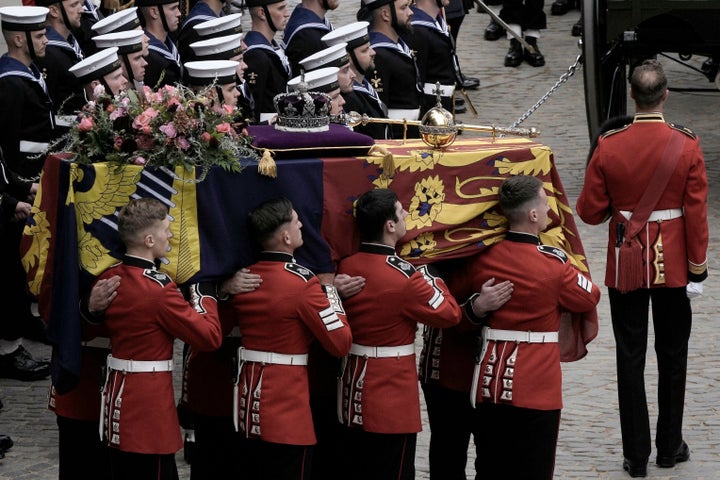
51,83,256,174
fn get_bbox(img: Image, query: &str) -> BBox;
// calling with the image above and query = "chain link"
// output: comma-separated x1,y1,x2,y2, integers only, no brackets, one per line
507,53,584,130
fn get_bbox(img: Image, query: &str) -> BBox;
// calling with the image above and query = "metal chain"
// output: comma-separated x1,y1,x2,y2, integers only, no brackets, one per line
507,53,584,130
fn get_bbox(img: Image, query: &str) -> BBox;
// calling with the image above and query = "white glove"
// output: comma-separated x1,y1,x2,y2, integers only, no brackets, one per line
686,281,703,299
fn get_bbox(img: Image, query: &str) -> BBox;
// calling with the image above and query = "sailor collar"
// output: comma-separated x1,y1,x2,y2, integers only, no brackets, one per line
359,242,396,255
505,231,540,245
260,251,296,263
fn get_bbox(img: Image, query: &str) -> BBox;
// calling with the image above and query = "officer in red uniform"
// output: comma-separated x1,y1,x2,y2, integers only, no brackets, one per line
96,198,223,480
225,196,352,480
336,188,461,480
577,59,708,478
424,175,600,479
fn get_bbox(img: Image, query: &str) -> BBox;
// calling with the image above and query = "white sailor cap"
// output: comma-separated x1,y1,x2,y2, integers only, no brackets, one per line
299,43,349,72
93,30,144,54
91,7,141,35
189,33,244,61
184,60,240,86
193,13,243,39
287,67,340,94
69,47,122,84
0,6,49,32
321,21,370,50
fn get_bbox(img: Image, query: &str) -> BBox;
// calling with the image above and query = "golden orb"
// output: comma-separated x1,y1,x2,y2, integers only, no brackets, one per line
419,104,457,149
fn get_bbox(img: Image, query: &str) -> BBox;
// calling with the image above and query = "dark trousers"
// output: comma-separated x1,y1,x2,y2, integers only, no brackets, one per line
309,394,347,480
0,221,33,340
422,383,478,480
609,287,691,462
190,414,242,480
343,428,416,480
237,437,312,480
108,448,179,480
474,402,560,480
500,0,547,31
57,415,111,480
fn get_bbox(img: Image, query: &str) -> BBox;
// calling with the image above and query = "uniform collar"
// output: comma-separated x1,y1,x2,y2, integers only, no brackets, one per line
260,251,295,262
122,254,158,269
359,242,396,255
633,112,665,123
505,231,540,245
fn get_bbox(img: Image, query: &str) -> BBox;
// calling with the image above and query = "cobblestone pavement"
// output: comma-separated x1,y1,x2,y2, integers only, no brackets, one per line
1,2,719,479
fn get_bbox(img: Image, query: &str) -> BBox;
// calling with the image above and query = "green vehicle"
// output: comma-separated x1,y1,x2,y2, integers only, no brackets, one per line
582,0,720,138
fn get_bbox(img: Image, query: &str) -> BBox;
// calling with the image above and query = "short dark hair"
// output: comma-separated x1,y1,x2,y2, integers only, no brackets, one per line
248,196,294,247
354,188,399,242
118,197,168,246
630,59,668,109
499,175,543,225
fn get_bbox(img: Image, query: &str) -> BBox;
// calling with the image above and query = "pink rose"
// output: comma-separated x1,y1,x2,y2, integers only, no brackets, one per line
159,123,177,138
199,132,212,143
176,136,190,150
113,136,123,151
133,156,146,165
78,116,94,132
216,122,232,134
132,113,153,132
109,107,126,121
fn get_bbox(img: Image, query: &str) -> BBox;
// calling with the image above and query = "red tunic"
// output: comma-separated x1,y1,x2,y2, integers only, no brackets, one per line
226,252,352,446
576,113,709,288
337,243,461,433
429,233,600,410
99,255,222,454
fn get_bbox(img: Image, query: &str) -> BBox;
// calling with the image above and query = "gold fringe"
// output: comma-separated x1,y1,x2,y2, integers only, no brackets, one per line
257,149,277,178
368,145,395,179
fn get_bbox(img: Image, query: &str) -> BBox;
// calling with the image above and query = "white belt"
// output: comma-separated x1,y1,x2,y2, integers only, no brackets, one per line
237,347,308,366
19,140,49,154
106,355,174,373
620,208,683,222
387,108,420,121
484,327,558,344
259,112,277,123
349,343,415,358
82,337,111,349
423,83,455,97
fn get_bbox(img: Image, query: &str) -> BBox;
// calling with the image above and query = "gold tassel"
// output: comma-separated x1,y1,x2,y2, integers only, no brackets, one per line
368,145,395,179
257,149,277,178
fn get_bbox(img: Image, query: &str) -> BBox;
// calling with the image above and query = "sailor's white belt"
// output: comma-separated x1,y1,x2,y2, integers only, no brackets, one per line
387,108,420,121
620,208,683,222
423,83,455,97
82,337,110,349
484,328,558,344
259,112,277,123
107,355,174,373
54,115,76,127
19,140,49,154
349,342,415,358
238,347,308,366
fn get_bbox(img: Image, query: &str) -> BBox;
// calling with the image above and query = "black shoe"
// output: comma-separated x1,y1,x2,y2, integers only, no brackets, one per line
523,37,545,67
0,435,13,451
454,98,467,114
551,0,572,15
0,346,50,381
656,441,690,468
504,39,523,67
484,20,504,41
572,16,583,36
460,75,480,90
623,458,648,478
23,315,49,345
701,57,719,82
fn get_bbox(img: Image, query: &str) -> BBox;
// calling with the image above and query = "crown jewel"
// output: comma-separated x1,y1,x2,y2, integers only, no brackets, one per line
273,76,332,132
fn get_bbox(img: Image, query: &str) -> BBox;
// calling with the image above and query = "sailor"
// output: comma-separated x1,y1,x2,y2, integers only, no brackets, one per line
243,0,290,123
92,29,148,89
136,0,182,88
34,0,86,129
362,0,422,138
322,21,389,139
299,42,355,96
68,46,129,98
287,66,345,116
186,12,242,65
90,7,150,57
282,0,338,76
0,5,53,384
184,59,241,108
